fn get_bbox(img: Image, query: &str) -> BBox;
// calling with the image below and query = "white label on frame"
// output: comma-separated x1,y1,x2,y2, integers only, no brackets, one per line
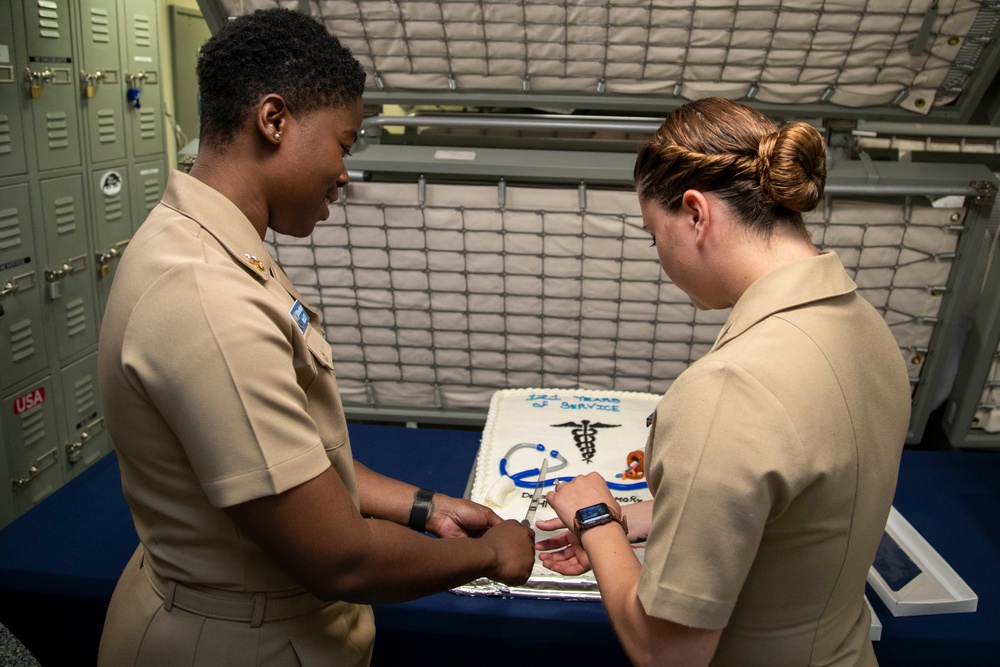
433,149,476,161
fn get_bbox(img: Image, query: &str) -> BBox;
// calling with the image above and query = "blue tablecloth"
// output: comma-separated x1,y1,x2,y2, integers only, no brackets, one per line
0,423,997,666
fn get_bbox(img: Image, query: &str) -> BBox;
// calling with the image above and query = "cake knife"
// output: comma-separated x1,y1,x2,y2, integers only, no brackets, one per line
520,457,549,527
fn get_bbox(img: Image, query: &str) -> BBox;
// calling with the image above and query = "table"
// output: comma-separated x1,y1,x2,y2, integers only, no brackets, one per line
0,424,997,666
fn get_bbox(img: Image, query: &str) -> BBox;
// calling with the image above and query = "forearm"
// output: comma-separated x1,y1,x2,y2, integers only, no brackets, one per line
325,516,501,604
581,524,719,667
581,523,654,663
227,468,529,604
354,459,421,524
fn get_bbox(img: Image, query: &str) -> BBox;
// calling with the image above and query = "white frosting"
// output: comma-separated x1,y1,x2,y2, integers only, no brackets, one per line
470,388,661,525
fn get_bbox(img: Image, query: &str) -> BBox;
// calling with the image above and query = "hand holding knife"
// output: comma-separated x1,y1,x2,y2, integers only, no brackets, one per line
520,458,548,527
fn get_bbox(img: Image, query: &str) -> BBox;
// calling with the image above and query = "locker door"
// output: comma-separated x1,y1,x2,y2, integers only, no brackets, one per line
21,0,82,171
0,183,47,392
4,378,65,516
79,0,126,164
123,0,163,158
91,165,132,311
59,352,109,478
0,1,28,177
38,174,99,360
130,158,165,230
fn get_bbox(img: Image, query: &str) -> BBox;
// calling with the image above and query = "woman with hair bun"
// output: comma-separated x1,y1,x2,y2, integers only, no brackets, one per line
537,98,911,666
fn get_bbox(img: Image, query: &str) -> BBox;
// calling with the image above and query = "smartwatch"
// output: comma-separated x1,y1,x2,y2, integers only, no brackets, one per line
573,502,628,538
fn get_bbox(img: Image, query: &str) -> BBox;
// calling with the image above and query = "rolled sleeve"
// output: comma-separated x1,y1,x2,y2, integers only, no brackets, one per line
121,262,331,507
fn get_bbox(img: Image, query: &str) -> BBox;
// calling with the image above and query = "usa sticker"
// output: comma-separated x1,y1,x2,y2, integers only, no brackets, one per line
290,300,309,334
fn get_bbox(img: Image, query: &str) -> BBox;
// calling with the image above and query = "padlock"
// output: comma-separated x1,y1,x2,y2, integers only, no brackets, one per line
30,84,41,98
48,280,61,300
126,86,141,109
85,84,95,98
100,262,110,278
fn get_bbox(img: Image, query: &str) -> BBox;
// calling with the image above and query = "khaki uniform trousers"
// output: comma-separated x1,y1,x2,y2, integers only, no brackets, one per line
98,547,375,666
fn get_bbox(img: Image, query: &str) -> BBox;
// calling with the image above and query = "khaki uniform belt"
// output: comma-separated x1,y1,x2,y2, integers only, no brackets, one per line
142,557,328,628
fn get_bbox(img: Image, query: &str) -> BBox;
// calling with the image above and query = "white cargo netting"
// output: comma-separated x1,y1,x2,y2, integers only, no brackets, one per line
266,181,964,414
218,0,999,115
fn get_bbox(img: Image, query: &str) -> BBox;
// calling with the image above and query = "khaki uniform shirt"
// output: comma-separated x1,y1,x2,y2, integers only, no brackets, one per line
638,252,911,666
98,171,374,665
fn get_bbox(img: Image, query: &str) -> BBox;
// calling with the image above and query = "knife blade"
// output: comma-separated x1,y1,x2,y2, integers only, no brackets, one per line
520,457,549,527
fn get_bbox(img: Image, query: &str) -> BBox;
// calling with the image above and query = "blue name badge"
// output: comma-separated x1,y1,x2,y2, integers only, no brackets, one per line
290,300,310,334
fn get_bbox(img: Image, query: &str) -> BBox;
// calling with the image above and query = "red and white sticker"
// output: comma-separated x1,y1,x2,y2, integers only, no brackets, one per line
13,387,45,415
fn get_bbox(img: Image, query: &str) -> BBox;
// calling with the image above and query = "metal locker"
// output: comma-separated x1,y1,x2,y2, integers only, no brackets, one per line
91,164,132,311
0,0,28,178
58,352,108,478
0,182,47,392
38,174,99,360
3,377,65,516
122,0,163,158
78,0,127,165
20,0,83,172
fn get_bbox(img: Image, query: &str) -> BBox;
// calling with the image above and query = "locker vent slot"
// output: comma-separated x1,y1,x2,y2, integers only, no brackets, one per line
89,7,111,44
98,109,118,144
139,109,156,139
0,115,11,155
45,112,70,150
54,196,76,236
0,207,24,250
103,193,123,222
133,14,151,48
65,297,87,337
21,408,46,447
142,177,160,212
266,182,963,410
36,2,60,40
9,320,37,363
73,374,96,416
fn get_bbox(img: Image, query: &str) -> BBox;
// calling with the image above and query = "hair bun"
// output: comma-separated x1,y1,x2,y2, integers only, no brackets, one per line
757,123,826,213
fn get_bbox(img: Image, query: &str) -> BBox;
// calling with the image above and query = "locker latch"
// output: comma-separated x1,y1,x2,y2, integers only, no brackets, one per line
125,71,158,110
65,417,106,464
80,69,118,98
11,448,59,490
23,66,70,98
96,240,129,278
43,254,88,300
0,272,37,299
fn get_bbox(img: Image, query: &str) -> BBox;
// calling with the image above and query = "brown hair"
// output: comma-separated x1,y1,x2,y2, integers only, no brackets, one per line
633,97,826,238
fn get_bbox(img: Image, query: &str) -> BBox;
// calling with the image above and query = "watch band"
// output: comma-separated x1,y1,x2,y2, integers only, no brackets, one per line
407,487,435,532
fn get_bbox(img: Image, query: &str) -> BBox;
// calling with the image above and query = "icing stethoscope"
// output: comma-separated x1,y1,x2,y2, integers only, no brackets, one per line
499,442,647,491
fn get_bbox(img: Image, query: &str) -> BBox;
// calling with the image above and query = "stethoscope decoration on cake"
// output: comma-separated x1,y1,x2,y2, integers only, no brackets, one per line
484,419,647,509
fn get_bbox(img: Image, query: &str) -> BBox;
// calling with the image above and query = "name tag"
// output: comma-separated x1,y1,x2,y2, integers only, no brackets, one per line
290,300,309,334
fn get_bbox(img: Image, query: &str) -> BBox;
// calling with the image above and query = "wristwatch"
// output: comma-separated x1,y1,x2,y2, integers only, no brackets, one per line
573,502,628,538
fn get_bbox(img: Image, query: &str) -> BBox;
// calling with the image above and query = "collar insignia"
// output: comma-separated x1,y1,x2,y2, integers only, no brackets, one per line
244,254,265,272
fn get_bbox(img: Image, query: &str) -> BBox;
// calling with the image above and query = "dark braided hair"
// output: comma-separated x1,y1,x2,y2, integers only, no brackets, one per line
196,8,366,147
634,98,826,239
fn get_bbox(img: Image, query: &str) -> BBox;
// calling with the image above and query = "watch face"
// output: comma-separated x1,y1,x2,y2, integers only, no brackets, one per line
578,503,611,524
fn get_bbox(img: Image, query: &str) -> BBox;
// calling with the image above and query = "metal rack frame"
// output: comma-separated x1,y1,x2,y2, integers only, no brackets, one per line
334,115,1000,440
939,198,1000,449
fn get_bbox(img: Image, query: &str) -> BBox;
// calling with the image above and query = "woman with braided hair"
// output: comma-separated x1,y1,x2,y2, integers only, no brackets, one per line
536,98,911,666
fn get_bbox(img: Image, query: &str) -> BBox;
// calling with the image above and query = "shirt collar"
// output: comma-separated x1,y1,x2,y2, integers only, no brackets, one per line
159,170,273,281
712,251,857,350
